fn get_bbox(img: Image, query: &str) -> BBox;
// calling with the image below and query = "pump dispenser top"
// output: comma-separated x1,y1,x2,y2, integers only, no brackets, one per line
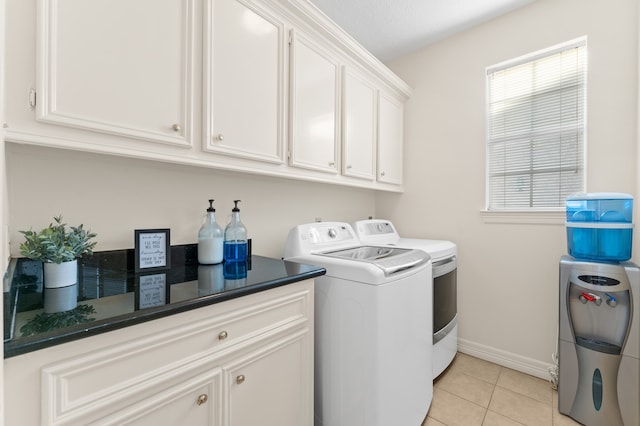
198,199,223,264
224,200,248,262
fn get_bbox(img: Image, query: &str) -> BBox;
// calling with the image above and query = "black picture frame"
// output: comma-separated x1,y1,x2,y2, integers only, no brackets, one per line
135,273,170,310
134,229,171,273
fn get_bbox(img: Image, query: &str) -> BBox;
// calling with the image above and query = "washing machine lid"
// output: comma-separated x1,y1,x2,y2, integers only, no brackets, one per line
396,238,457,261
352,220,456,260
318,246,429,276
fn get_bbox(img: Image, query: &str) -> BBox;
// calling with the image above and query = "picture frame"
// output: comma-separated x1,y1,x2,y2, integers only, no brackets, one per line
134,229,171,273
135,273,169,310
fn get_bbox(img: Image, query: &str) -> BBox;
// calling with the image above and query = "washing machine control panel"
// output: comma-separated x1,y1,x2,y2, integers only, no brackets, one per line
284,222,360,257
307,224,354,244
352,219,401,244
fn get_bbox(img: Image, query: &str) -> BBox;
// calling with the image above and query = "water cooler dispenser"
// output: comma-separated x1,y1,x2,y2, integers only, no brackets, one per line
559,193,639,425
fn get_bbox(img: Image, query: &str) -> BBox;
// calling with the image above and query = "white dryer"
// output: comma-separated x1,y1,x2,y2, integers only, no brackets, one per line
284,222,433,426
353,219,458,378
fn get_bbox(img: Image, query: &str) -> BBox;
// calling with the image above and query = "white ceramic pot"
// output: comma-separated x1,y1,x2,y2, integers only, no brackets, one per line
43,259,78,289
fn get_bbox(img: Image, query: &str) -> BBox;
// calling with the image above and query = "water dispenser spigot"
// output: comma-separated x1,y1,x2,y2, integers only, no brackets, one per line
588,292,602,306
605,293,617,307
579,292,595,304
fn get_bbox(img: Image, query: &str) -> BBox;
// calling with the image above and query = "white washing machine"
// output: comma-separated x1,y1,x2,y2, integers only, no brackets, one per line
352,219,458,378
284,222,433,426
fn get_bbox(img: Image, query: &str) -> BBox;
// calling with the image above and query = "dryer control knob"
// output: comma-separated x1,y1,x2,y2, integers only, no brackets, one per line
328,228,337,239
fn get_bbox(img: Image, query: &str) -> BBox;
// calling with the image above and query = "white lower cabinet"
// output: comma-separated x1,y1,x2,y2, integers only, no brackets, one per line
225,330,310,426
4,280,314,426
92,367,224,426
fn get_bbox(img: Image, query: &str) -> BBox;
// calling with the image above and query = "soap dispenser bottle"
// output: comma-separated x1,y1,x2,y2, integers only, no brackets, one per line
224,200,248,262
198,199,224,264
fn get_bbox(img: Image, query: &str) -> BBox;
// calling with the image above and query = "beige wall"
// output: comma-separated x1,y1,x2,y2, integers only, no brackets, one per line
6,143,375,259
379,0,639,374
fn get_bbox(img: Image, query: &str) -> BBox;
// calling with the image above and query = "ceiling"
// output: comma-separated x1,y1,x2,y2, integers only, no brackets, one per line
308,0,537,62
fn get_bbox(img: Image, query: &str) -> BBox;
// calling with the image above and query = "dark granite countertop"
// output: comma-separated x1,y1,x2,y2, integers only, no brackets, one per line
3,244,325,358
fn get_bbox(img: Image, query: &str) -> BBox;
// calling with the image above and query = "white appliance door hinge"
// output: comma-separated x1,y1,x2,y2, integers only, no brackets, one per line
28,88,37,109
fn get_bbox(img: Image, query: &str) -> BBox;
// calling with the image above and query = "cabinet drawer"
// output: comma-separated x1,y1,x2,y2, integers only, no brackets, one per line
41,282,312,425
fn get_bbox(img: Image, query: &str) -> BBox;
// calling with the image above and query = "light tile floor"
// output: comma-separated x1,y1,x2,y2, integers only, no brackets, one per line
422,353,581,426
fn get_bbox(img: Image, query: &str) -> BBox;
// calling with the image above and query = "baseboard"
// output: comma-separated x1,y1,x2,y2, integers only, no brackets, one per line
457,337,556,381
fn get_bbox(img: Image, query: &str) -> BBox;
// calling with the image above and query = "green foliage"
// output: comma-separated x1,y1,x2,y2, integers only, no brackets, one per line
20,216,97,264
20,304,96,336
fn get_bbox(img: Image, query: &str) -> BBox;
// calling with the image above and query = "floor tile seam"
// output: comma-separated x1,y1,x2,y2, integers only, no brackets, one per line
489,386,555,426
455,369,502,387
441,371,497,408
429,387,488,425
483,408,528,426
464,371,502,386
485,381,545,425
493,382,554,406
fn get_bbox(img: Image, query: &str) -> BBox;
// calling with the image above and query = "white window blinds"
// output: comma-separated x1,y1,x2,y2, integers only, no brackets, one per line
486,38,586,210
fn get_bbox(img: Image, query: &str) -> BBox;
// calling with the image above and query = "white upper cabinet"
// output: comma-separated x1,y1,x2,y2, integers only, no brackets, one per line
5,0,410,191
289,30,339,174
342,68,376,181
203,0,286,163
36,0,195,146
377,92,404,185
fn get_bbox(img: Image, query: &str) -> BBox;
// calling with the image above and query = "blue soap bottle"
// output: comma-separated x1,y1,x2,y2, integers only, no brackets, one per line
224,200,248,262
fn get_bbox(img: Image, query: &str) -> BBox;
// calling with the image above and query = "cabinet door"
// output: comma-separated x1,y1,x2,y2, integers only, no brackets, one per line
203,0,285,163
91,368,223,426
225,330,312,426
342,68,376,180
289,30,339,174
37,0,195,146
377,92,404,185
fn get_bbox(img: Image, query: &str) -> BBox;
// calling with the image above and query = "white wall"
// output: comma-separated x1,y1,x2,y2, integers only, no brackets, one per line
6,143,375,259
379,0,639,376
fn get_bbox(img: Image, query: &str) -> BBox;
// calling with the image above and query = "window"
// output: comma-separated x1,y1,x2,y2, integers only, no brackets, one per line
486,38,586,211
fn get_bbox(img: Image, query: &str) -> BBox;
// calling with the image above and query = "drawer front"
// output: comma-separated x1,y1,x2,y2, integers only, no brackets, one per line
41,281,312,425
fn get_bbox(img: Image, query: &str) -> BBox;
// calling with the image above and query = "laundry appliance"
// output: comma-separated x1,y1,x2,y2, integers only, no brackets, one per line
284,222,433,426
558,256,639,425
352,219,457,378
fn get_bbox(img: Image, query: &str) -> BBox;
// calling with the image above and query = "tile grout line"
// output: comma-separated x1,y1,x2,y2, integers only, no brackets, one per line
480,366,500,425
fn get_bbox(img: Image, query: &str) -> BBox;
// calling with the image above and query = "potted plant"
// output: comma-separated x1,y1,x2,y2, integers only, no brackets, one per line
20,215,97,289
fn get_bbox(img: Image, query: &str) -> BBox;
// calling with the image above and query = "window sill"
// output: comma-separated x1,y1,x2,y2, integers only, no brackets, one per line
480,210,565,225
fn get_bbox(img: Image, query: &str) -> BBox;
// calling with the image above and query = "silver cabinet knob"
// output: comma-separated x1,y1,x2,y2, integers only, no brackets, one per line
172,124,181,132
218,330,228,340
215,133,224,141
328,161,335,167
196,394,208,405
380,171,386,177
346,165,352,169
236,375,246,384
